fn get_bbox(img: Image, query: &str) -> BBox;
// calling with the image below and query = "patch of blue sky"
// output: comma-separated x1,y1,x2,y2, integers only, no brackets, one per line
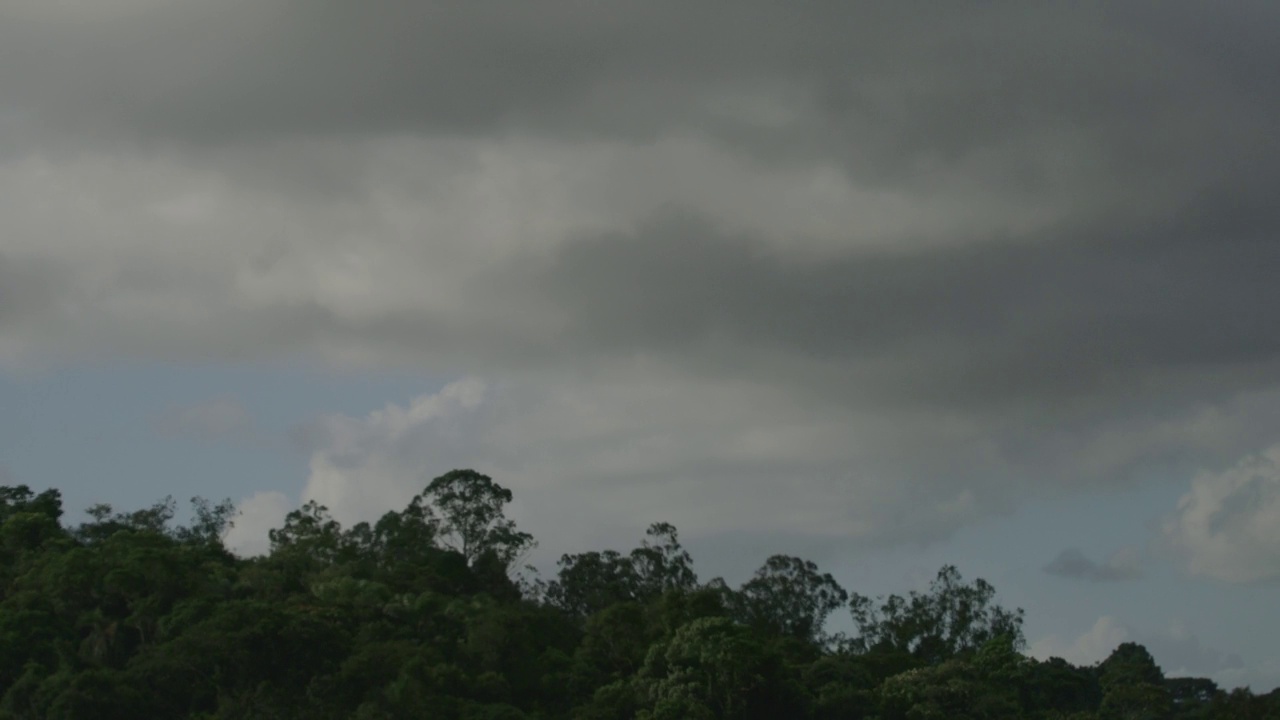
0,362,452,525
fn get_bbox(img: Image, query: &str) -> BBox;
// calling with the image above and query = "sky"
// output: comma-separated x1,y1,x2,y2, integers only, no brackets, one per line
2,0,1279,692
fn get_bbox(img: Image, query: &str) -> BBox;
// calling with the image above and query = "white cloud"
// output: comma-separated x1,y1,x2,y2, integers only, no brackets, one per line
254,358,1280,565
301,378,488,527
1030,615,1131,667
1031,616,1246,684
1162,445,1280,583
223,490,293,558
286,370,1011,562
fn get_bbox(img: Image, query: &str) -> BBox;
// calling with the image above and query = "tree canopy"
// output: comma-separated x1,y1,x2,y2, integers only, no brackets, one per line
0,474,1270,719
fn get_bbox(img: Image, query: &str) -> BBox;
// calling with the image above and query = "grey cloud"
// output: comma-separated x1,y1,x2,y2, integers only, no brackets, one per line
0,253,65,328
155,397,254,441
1,2,754,144
531,209,1280,415
3,3,1276,172
1043,548,1142,583
2,3,1280,550
4,3,1276,310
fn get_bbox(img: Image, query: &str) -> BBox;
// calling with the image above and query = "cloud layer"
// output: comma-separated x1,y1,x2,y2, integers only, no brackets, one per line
3,3,1280,557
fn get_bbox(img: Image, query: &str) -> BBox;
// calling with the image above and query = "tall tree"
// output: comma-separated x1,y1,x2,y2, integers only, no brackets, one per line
547,550,640,618
737,555,847,644
172,497,237,549
268,500,344,564
548,523,698,619
418,470,535,568
630,522,698,598
849,565,1024,663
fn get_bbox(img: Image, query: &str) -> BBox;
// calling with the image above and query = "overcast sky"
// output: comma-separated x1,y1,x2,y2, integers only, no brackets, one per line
2,0,1278,691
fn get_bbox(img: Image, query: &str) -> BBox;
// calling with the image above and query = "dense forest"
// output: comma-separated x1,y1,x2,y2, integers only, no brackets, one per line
1,470,1275,719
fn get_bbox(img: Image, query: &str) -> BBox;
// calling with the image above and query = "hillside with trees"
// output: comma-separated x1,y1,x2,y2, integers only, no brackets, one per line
1,470,1275,719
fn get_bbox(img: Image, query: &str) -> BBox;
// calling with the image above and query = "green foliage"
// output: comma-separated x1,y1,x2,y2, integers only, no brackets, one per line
876,636,1029,720
0,478,1262,719
174,497,238,548
632,522,699,597
570,602,652,697
421,469,536,568
549,549,641,618
1026,656,1103,715
849,564,1025,664
636,616,807,720
736,554,847,644
0,485,64,524
548,522,699,619
268,500,344,563
1096,642,1173,720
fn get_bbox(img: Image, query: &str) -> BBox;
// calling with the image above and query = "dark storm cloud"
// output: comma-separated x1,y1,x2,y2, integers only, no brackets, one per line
4,3,1277,171
4,0,1280,549
532,208,1280,412
2,0,1276,423
1044,548,1141,583
1,1,786,144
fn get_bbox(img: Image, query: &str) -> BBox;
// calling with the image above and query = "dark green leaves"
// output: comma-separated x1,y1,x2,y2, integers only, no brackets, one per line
849,565,1025,663
736,555,847,644
421,469,535,569
0,479,1258,719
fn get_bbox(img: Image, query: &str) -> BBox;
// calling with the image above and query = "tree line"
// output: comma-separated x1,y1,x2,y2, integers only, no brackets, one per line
0,470,1275,719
